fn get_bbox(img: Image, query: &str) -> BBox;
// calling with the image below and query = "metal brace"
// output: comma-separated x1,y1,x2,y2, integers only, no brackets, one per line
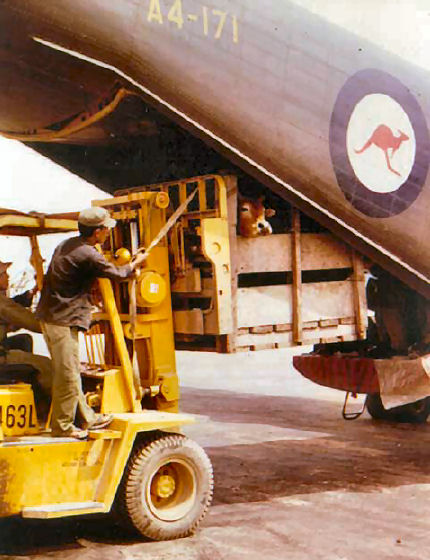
342,391,366,420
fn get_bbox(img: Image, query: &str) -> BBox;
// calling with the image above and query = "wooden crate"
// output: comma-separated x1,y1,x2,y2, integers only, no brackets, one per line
127,174,367,353
222,177,367,352
232,237,366,349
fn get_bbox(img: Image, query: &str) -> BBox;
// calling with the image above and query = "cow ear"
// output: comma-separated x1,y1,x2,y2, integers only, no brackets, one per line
265,208,276,218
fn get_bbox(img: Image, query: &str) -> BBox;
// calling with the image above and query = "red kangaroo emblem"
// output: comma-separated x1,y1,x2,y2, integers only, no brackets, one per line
355,124,409,177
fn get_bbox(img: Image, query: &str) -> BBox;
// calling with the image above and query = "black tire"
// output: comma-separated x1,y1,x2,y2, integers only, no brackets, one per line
116,433,213,541
365,393,430,423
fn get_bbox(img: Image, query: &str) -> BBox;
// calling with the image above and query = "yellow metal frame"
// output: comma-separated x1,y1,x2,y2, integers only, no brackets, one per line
0,411,194,518
92,190,179,413
115,175,234,338
0,199,190,519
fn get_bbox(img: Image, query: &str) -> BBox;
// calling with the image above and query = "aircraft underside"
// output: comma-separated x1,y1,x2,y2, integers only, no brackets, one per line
1,1,430,298
1,1,430,419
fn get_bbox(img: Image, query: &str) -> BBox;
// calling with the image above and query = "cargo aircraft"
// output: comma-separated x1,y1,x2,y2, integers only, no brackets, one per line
1,0,430,421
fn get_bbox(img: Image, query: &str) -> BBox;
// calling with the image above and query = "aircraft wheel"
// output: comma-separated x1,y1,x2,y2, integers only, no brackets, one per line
118,433,213,541
365,393,430,423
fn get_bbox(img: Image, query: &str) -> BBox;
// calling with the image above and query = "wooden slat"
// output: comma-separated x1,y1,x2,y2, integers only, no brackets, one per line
340,316,356,325
236,323,356,348
237,233,352,274
319,318,339,328
352,250,368,340
303,321,319,329
250,325,273,334
250,343,277,351
291,209,302,343
236,281,356,328
179,181,187,204
274,323,292,332
198,179,207,211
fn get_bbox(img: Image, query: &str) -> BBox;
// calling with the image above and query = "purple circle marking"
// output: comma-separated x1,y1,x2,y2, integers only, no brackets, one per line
329,69,430,218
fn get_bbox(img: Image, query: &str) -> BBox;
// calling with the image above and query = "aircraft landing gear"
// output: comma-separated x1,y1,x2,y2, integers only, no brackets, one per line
365,393,430,424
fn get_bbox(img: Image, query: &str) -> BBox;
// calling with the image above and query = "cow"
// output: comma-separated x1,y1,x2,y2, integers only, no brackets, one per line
238,195,276,237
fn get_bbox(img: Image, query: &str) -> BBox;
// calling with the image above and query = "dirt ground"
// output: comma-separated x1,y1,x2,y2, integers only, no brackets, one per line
1,348,430,559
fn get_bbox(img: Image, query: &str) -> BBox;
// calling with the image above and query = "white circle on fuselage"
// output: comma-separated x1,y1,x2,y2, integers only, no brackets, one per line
346,94,415,193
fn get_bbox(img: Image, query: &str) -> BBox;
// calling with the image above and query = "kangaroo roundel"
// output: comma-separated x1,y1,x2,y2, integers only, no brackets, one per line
330,69,430,217
347,95,415,193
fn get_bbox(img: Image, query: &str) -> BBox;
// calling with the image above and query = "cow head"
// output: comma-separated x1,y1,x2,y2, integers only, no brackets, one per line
238,195,276,237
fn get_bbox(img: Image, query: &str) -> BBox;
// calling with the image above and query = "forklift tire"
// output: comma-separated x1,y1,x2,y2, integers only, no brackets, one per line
365,393,430,423
117,433,213,541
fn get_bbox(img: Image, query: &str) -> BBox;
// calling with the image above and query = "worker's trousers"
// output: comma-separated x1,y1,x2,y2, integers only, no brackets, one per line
41,322,96,435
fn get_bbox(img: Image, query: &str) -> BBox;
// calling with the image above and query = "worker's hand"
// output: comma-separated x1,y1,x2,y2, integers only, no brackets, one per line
130,251,148,271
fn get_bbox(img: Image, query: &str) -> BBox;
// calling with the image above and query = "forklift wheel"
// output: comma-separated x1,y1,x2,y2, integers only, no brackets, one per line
365,393,430,423
117,433,213,540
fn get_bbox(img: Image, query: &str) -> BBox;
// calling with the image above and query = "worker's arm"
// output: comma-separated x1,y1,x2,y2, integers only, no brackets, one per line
87,246,147,280
0,294,41,333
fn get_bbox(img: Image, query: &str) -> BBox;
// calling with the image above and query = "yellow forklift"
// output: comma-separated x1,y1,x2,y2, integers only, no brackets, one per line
0,191,213,541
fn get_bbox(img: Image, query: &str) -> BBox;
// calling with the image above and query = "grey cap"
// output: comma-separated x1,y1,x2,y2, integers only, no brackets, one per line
78,207,116,229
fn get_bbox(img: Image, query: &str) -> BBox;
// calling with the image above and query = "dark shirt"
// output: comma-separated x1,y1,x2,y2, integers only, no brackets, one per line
12,290,34,308
36,236,132,330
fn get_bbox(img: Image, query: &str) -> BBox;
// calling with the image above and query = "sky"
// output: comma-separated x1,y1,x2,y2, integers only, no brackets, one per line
0,136,108,293
293,0,430,71
0,137,109,355
0,136,105,214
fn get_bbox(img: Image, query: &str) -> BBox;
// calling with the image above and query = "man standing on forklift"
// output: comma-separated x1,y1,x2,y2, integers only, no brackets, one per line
36,206,146,439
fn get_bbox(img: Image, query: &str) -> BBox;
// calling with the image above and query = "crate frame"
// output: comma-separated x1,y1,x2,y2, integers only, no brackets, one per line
117,175,367,353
